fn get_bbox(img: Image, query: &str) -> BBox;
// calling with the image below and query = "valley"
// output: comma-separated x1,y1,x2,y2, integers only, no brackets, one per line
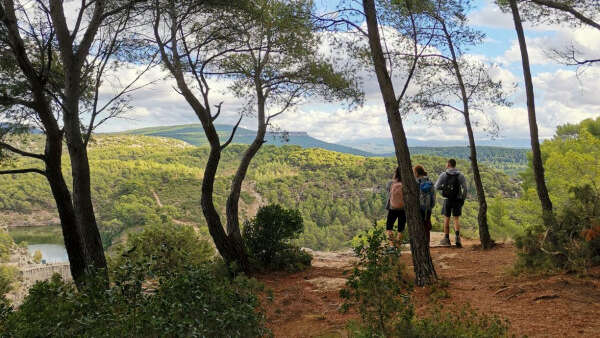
0,134,522,252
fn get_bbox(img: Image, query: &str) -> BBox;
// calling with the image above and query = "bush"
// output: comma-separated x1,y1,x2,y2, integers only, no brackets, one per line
341,225,413,336
342,225,509,337
1,265,268,337
515,184,600,272
0,265,18,297
243,204,312,271
109,222,214,278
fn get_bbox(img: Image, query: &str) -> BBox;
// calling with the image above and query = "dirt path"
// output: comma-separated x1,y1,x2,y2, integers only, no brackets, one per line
259,239,600,337
242,181,266,218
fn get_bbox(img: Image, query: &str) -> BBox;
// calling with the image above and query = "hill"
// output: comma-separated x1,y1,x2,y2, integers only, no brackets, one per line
120,124,529,175
340,136,534,151
0,135,522,251
121,124,376,157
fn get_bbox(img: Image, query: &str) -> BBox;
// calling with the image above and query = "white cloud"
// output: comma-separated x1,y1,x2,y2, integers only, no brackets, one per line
91,1,600,145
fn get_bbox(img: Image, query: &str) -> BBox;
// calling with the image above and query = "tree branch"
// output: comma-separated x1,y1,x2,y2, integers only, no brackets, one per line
0,142,45,160
528,0,600,30
0,168,46,176
220,115,243,150
0,95,36,109
211,102,224,122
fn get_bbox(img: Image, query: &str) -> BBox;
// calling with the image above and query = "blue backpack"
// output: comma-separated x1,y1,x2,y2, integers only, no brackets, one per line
418,178,434,211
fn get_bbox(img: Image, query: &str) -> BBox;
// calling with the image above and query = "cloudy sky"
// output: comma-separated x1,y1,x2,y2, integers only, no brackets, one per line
95,0,600,143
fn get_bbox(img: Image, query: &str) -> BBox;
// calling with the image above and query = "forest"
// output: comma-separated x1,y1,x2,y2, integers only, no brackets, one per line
1,0,599,336
0,134,521,250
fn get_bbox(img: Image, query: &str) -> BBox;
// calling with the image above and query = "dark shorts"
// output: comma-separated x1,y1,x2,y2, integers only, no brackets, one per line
386,209,406,232
442,199,464,217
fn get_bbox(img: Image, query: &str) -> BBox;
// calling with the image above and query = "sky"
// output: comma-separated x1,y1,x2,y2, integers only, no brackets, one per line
95,0,600,143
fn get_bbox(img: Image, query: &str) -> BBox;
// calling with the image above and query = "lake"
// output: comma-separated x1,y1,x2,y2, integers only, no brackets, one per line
27,244,68,263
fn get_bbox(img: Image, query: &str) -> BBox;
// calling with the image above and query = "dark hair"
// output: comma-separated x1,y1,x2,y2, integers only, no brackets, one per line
414,165,427,177
393,166,402,182
448,159,457,168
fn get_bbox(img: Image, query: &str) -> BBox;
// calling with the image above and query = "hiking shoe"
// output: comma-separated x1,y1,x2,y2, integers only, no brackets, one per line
455,236,462,248
439,237,451,246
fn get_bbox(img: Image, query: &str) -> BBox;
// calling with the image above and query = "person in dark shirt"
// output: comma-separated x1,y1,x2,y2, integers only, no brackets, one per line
435,159,467,248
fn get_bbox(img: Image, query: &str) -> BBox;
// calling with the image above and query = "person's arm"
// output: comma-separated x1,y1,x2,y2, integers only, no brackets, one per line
460,174,468,200
435,173,445,190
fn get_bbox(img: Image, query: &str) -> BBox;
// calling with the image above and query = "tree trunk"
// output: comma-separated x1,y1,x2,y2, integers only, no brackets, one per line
43,130,88,285
508,0,555,227
465,114,493,248
62,68,108,278
363,0,436,286
155,27,251,270
201,143,249,270
225,94,267,249
2,0,107,285
440,20,494,249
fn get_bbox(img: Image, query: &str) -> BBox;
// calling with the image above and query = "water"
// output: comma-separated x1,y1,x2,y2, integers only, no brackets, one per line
28,244,69,263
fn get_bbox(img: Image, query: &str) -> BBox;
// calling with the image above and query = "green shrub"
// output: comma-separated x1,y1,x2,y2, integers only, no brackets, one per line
341,225,413,336
144,267,268,337
243,204,312,271
109,222,214,278
407,305,509,338
515,184,600,272
2,265,268,337
342,225,509,337
0,265,17,298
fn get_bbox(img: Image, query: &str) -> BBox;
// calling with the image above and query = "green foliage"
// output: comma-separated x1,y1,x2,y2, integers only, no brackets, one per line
406,305,510,338
0,265,17,297
0,230,17,298
1,266,268,338
342,225,509,337
516,123,600,272
1,135,522,251
488,195,524,240
0,230,13,261
32,250,42,264
109,222,214,278
7,226,63,245
341,225,413,336
243,204,311,271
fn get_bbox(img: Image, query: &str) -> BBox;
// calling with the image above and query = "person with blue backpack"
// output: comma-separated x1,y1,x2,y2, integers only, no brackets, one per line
414,165,435,245
435,159,468,248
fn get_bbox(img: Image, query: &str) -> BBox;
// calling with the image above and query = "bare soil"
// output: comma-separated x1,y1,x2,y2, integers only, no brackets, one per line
258,237,600,337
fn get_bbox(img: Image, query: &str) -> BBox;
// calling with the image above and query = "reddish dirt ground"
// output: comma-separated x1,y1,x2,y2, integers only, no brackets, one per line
258,241,600,337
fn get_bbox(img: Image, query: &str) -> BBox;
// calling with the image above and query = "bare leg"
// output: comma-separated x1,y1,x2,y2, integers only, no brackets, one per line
453,216,460,232
444,216,450,235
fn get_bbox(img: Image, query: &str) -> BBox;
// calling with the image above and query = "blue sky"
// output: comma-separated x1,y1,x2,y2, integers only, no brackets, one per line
97,0,600,143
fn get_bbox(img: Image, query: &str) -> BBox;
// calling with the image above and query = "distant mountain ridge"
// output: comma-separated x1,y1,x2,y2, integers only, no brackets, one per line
120,124,376,157
339,137,533,153
119,124,530,175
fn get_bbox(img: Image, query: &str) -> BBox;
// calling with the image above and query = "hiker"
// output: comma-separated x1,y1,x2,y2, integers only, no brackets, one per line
385,166,405,248
435,159,467,248
414,165,435,246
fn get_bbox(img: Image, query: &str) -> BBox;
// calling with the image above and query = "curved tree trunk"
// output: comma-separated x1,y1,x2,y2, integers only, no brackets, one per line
440,20,494,249
363,0,436,286
225,94,267,249
153,11,250,271
465,114,493,248
508,0,555,227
